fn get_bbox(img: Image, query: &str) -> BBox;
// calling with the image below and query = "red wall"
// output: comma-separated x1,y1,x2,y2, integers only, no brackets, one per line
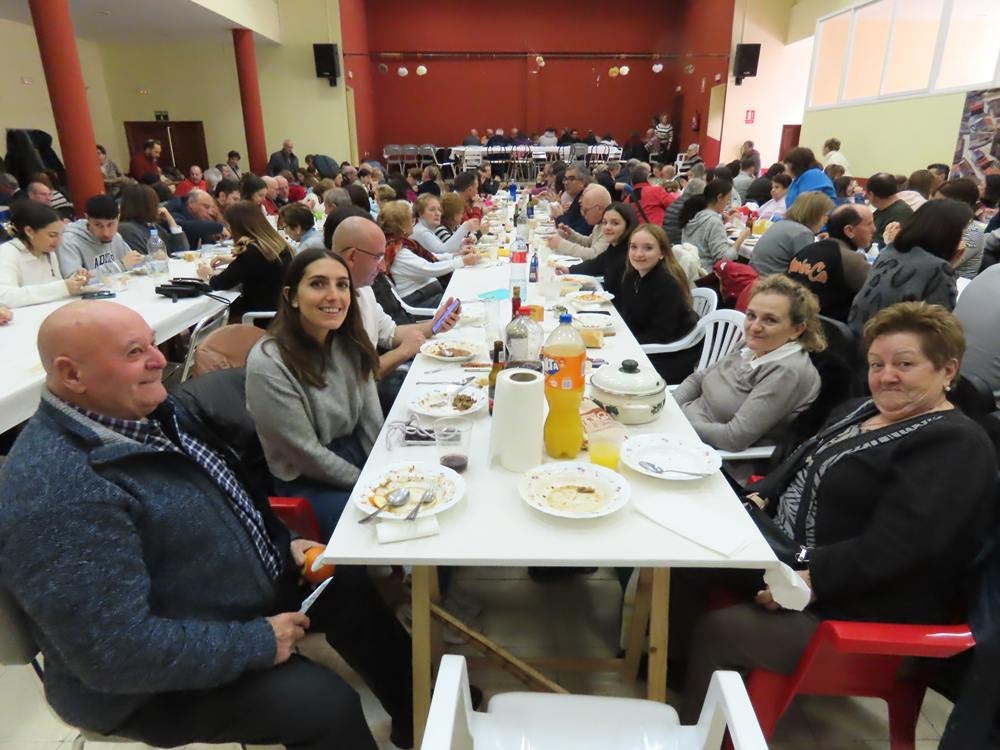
340,0,735,161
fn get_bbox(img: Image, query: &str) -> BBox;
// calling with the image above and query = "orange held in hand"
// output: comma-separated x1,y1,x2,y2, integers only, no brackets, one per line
301,546,335,584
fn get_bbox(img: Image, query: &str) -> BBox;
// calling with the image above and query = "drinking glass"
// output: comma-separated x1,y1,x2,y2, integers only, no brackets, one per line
588,430,623,471
95,260,129,291
435,418,471,474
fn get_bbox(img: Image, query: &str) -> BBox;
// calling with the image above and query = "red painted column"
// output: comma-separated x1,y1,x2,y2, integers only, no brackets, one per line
232,29,268,176
28,0,104,215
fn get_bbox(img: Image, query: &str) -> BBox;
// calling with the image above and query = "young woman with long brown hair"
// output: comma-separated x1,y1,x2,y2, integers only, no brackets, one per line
196,200,293,320
245,247,381,536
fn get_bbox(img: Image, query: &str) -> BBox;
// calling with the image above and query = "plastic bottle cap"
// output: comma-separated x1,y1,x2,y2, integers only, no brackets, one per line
559,313,572,324
150,229,158,235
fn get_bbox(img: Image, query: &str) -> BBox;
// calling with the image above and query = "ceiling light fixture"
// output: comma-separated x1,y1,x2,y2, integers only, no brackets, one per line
398,66,408,77
416,65,427,76
619,65,630,76
652,63,663,73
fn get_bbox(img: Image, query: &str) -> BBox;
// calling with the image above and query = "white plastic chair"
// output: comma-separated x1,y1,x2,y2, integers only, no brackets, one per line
0,587,245,750
462,148,483,172
691,287,718,318
179,305,229,382
641,304,736,364
241,311,276,326
387,280,436,319
421,655,768,750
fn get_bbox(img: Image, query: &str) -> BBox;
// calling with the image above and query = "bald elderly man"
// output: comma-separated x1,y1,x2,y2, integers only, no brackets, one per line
332,215,461,376
546,183,613,260
0,301,414,749
267,138,299,176
261,176,280,216
165,188,227,246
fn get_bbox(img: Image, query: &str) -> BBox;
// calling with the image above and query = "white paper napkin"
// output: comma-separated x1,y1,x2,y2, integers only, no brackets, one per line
763,563,812,611
375,516,440,544
633,496,753,556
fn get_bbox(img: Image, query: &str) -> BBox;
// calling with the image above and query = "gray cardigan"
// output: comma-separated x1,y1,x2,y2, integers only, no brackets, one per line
246,334,382,487
673,344,820,451
749,220,816,276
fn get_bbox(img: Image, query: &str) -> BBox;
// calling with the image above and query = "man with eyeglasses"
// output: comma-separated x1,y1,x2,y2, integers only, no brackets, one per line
547,184,612,260
332,215,462,379
550,163,591,235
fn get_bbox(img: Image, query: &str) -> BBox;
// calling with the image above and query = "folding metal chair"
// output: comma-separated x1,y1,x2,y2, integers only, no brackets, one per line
179,305,229,382
383,144,403,174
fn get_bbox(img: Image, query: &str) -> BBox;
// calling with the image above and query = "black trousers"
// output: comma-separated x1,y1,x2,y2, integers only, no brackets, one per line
114,567,413,749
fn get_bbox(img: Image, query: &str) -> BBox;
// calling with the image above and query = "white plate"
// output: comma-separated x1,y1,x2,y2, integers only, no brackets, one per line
620,435,721,480
560,275,604,290
355,461,466,520
170,251,202,261
572,311,615,333
419,340,482,363
518,462,630,519
567,290,615,306
409,388,486,418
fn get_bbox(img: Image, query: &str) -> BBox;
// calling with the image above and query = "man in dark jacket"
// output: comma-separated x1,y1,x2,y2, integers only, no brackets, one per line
165,189,227,246
0,302,414,749
267,139,299,176
551,163,591,235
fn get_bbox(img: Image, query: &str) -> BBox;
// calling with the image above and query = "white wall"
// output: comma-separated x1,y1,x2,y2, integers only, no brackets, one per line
720,0,813,168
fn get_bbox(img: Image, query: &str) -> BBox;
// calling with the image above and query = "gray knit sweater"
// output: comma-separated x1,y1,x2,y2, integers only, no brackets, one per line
246,334,383,487
673,343,820,451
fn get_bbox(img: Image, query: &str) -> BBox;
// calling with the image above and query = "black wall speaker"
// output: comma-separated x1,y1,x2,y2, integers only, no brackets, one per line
313,43,339,87
733,43,761,83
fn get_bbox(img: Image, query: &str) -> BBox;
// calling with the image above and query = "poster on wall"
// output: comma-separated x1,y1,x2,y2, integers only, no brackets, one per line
951,87,1000,182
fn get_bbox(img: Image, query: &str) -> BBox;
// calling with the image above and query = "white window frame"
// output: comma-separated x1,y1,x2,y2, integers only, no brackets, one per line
806,0,1000,111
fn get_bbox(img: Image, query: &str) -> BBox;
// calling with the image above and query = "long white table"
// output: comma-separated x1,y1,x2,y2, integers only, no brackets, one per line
321,261,776,743
0,259,237,433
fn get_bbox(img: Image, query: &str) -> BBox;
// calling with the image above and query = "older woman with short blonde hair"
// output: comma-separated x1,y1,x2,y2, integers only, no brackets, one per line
673,274,825,452
750,191,834,276
410,194,480,257
379,200,480,307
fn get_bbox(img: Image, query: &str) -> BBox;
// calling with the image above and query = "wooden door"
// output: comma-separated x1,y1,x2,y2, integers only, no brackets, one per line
779,125,802,161
668,92,684,163
123,121,208,173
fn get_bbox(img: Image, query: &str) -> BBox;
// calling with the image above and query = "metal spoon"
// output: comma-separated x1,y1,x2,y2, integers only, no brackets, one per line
359,487,410,524
639,460,706,478
405,488,436,521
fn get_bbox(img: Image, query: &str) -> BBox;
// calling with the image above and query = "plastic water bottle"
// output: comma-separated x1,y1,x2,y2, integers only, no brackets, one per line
147,229,169,276
508,181,517,201
509,228,529,299
529,251,539,283
866,242,880,265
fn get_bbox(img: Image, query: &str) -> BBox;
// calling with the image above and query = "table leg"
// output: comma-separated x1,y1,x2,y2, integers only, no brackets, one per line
411,565,433,747
623,568,653,680
647,568,670,702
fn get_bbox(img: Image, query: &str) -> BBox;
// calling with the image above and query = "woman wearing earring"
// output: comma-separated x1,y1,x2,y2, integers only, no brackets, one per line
617,224,700,381
246,247,382,537
680,302,995,724
673,274,825,452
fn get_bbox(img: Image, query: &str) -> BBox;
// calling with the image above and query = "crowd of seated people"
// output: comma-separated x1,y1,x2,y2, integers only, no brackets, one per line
3,127,1000,750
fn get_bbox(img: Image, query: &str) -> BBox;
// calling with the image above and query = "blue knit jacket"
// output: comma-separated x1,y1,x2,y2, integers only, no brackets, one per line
785,167,836,208
0,391,293,734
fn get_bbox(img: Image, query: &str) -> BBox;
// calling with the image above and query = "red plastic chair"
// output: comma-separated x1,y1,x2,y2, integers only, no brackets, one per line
747,620,975,750
268,496,323,542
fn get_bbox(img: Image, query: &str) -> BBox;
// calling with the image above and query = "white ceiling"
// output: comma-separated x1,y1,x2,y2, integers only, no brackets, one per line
0,0,269,42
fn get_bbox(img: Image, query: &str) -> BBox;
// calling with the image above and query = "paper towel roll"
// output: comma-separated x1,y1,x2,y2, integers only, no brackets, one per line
489,368,545,472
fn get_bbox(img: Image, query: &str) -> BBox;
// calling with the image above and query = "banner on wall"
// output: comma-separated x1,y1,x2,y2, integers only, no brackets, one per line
951,88,1000,181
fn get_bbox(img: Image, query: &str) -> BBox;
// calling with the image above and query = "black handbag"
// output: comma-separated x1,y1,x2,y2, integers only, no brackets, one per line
742,498,804,569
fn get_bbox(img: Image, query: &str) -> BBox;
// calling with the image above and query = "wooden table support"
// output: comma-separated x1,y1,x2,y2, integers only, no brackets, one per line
647,568,670,701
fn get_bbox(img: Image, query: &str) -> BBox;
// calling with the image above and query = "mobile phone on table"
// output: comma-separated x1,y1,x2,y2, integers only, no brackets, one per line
431,298,461,334
82,290,116,299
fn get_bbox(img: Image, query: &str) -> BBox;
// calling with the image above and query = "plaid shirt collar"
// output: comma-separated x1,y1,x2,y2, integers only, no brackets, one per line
63,400,180,452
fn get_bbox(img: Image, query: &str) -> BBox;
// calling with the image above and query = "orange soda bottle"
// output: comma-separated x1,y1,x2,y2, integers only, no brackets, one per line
542,313,586,458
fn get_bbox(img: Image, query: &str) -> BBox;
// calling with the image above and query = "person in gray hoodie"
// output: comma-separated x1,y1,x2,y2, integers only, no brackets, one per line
56,194,142,276
680,178,737,273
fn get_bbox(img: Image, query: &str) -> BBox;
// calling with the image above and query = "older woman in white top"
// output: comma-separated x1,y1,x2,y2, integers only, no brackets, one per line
409,194,479,256
0,202,88,308
379,200,480,307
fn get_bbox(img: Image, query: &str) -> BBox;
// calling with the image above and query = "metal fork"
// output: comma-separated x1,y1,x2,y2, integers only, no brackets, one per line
639,460,706,478
405,488,436,521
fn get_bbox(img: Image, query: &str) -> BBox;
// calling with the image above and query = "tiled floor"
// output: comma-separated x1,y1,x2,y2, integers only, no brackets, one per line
0,566,952,749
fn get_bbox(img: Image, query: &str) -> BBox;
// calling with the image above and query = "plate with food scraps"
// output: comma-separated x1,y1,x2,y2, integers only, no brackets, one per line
420,340,482,363
170,250,203,261
572,311,615,334
567,290,615,306
518,462,630,519
409,387,486,418
620,434,721,480
560,275,603,291
356,461,466,520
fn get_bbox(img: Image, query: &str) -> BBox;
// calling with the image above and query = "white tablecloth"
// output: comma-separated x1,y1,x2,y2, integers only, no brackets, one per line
450,145,624,161
0,259,238,433
322,264,775,570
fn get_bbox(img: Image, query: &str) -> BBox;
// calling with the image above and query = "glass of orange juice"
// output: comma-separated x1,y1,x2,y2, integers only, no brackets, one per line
589,430,622,470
